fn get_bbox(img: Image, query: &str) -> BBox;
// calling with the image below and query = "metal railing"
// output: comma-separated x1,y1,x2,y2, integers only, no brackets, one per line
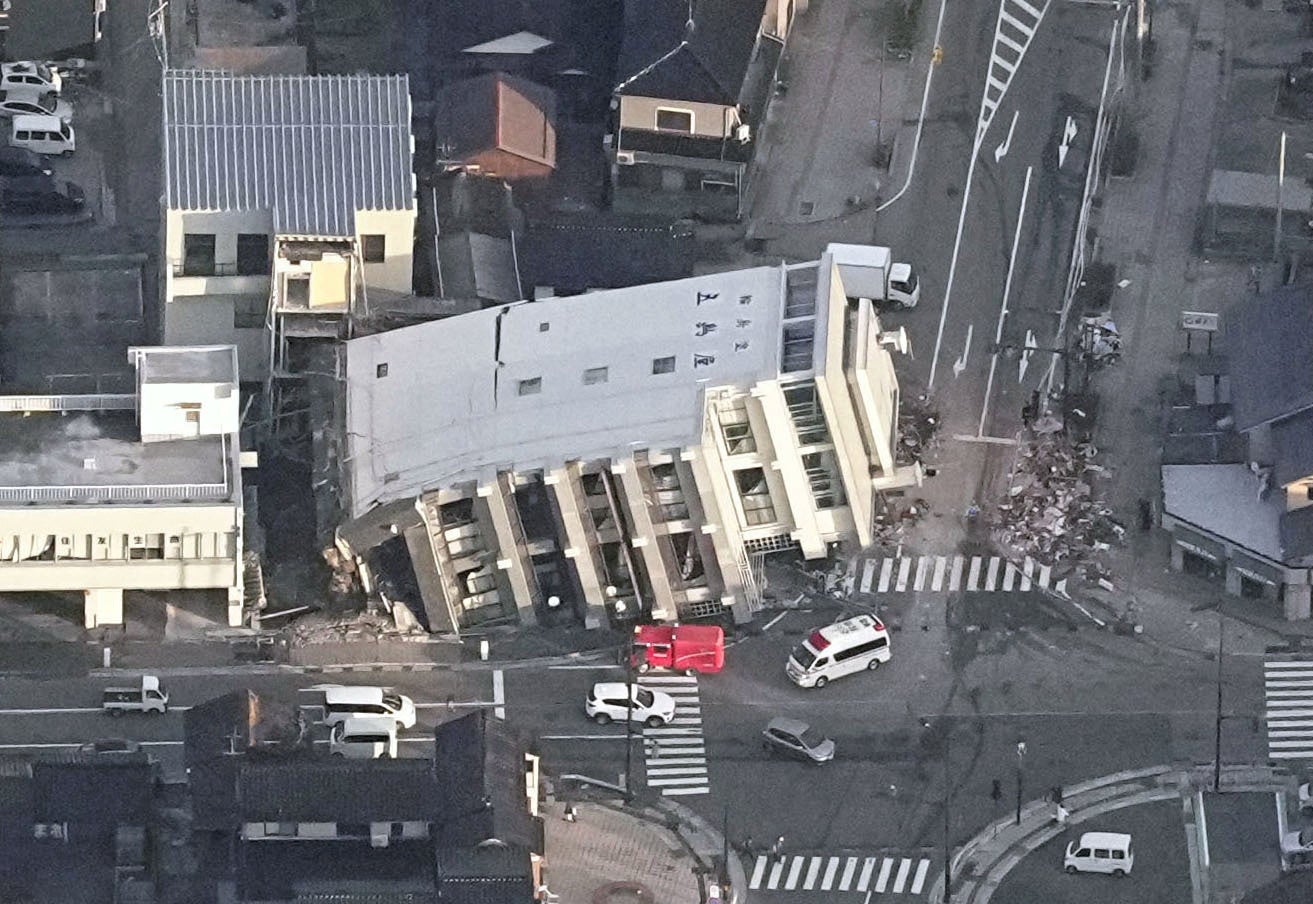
0,483,232,504
0,394,135,413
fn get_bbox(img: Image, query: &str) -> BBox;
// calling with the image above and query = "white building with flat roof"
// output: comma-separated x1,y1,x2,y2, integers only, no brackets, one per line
339,250,917,633
0,346,247,629
161,69,417,382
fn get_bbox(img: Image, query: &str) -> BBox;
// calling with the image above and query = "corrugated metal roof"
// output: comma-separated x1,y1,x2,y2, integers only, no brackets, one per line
163,69,415,237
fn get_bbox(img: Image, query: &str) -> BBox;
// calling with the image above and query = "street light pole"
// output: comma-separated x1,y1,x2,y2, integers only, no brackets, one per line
943,726,952,904
1213,612,1225,792
1015,741,1027,825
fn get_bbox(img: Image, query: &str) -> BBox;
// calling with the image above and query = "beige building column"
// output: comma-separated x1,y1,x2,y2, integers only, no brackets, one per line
478,473,539,627
612,457,677,621
752,383,825,558
546,464,607,629
227,587,244,627
84,588,124,629
682,446,754,621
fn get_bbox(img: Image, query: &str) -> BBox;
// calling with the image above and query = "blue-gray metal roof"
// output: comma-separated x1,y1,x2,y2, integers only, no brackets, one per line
162,69,415,237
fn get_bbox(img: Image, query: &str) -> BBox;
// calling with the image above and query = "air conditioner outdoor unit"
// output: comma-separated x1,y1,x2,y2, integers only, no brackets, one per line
735,123,751,142
616,151,635,165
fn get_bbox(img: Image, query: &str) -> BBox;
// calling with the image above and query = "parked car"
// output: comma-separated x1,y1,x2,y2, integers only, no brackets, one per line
761,717,835,764
1,62,62,95
1,176,85,216
631,623,725,675
1064,831,1134,876
79,738,142,755
10,114,75,156
0,147,52,178
1283,827,1313,864
0,90,71,123
585,682,675,727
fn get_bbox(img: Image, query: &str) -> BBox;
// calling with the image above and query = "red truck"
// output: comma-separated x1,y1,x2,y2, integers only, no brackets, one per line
631,624,725,675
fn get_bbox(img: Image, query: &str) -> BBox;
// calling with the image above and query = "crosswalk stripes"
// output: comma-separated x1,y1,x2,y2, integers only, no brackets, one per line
1263,660,1313,761
979,0,1051,139
638,675,709,796
748,853,932,895
857,554,1067,596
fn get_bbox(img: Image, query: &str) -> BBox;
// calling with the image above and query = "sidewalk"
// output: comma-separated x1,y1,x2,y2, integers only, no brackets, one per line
547,778,746,904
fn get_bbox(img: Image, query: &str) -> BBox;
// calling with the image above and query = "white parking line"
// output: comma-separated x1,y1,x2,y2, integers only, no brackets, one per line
492,669,505,720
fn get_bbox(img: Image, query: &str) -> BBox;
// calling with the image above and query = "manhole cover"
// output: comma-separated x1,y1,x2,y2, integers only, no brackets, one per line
799,201,814,216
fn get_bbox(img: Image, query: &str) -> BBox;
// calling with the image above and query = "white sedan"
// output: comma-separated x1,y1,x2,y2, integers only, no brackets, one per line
0,90,71,123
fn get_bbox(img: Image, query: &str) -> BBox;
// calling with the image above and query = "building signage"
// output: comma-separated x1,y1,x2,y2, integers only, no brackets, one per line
1233,566,1277,586
1180,311,1220,332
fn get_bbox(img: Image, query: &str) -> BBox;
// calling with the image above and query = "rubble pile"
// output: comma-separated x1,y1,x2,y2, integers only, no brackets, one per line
993,435,1124,574
897,394,940,465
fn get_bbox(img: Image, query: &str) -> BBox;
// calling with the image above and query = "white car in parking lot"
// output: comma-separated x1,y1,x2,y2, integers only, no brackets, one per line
1,62,62,95
585,682,676,727
0,90,71,124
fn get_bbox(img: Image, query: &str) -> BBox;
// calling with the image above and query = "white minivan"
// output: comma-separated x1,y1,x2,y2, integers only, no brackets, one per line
786,614,891,688
1064,832,1134,876
321,685,417,729
329,716,398,759
10,114,74,156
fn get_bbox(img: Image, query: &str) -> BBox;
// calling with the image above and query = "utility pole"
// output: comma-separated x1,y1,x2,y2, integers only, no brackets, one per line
1213,613,1225,791
1015,740,1027,825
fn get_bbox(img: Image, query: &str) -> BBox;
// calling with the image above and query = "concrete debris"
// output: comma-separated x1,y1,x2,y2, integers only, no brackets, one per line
992,435,1124,574
897,394,941,465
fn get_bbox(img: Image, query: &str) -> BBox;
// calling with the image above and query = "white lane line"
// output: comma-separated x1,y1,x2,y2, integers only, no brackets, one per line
1038,562,1052,588
646,775,708,787
785,857,805,890
1021,557,1034,591
1003,562,1018,591
750,856,768,889
539,734,626,741
856,857,876,892
878,558,894,593
895,557,911,592
949,556,964,592
647,767,709,777
0,740,186,749
492,668,505,720
985,556,1001,590
661,786,709,796
874,858,893,892
967,556,983,591
0,707,104,715
892,858,912,893
645,757,707,766
820,857,840,890
767,859,785,890
548,663,623,670
763,611,788,632
803,856,822,891
860,559,876,593
932,556,948,591
914,556,930,591
910,858,931,894
839,856,858,891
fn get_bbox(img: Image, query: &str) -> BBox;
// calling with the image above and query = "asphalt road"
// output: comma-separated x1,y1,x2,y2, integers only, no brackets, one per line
990,799,1193,904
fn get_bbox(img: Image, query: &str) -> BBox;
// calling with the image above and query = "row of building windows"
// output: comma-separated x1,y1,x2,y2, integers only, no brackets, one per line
514,357,679,396
179,233,386,277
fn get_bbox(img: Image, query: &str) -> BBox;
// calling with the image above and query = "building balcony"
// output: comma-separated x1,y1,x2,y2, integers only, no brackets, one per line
168,261,270,298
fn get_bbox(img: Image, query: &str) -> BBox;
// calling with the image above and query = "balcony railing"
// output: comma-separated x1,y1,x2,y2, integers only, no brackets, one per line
0,394,135,413
0,482,233,504
171,260,267,278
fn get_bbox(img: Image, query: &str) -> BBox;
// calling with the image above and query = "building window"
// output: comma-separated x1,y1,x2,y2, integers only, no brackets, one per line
652,356,676,375
182,233,216,276
783,382,831,445
655,108,693,133
361,235,386,263
716,397,756,455
735,468,777,526
583,366,609,385
802,450,846,509
233,296,265,329
539,322,551,332
518,377,542,396
376,363,389,379
781,322,816,373
236,233,270,275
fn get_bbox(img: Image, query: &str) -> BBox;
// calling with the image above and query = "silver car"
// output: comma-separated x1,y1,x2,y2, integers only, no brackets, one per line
762,717,835,764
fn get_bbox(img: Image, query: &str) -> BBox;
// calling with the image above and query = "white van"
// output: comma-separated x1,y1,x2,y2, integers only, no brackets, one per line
786,614,891,688
1064,832,1134,876
321,686,417,729
10,114,74,156
329,716,398,759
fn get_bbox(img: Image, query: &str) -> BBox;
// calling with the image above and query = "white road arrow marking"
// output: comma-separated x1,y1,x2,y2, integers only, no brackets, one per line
994,111,1019,164
1057,115,1078,169
953,324,974,379
1018,328,1037,382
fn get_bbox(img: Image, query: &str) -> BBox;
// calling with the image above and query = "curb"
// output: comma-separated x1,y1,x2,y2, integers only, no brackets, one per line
927,763,1290,904
926,765,1176,904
